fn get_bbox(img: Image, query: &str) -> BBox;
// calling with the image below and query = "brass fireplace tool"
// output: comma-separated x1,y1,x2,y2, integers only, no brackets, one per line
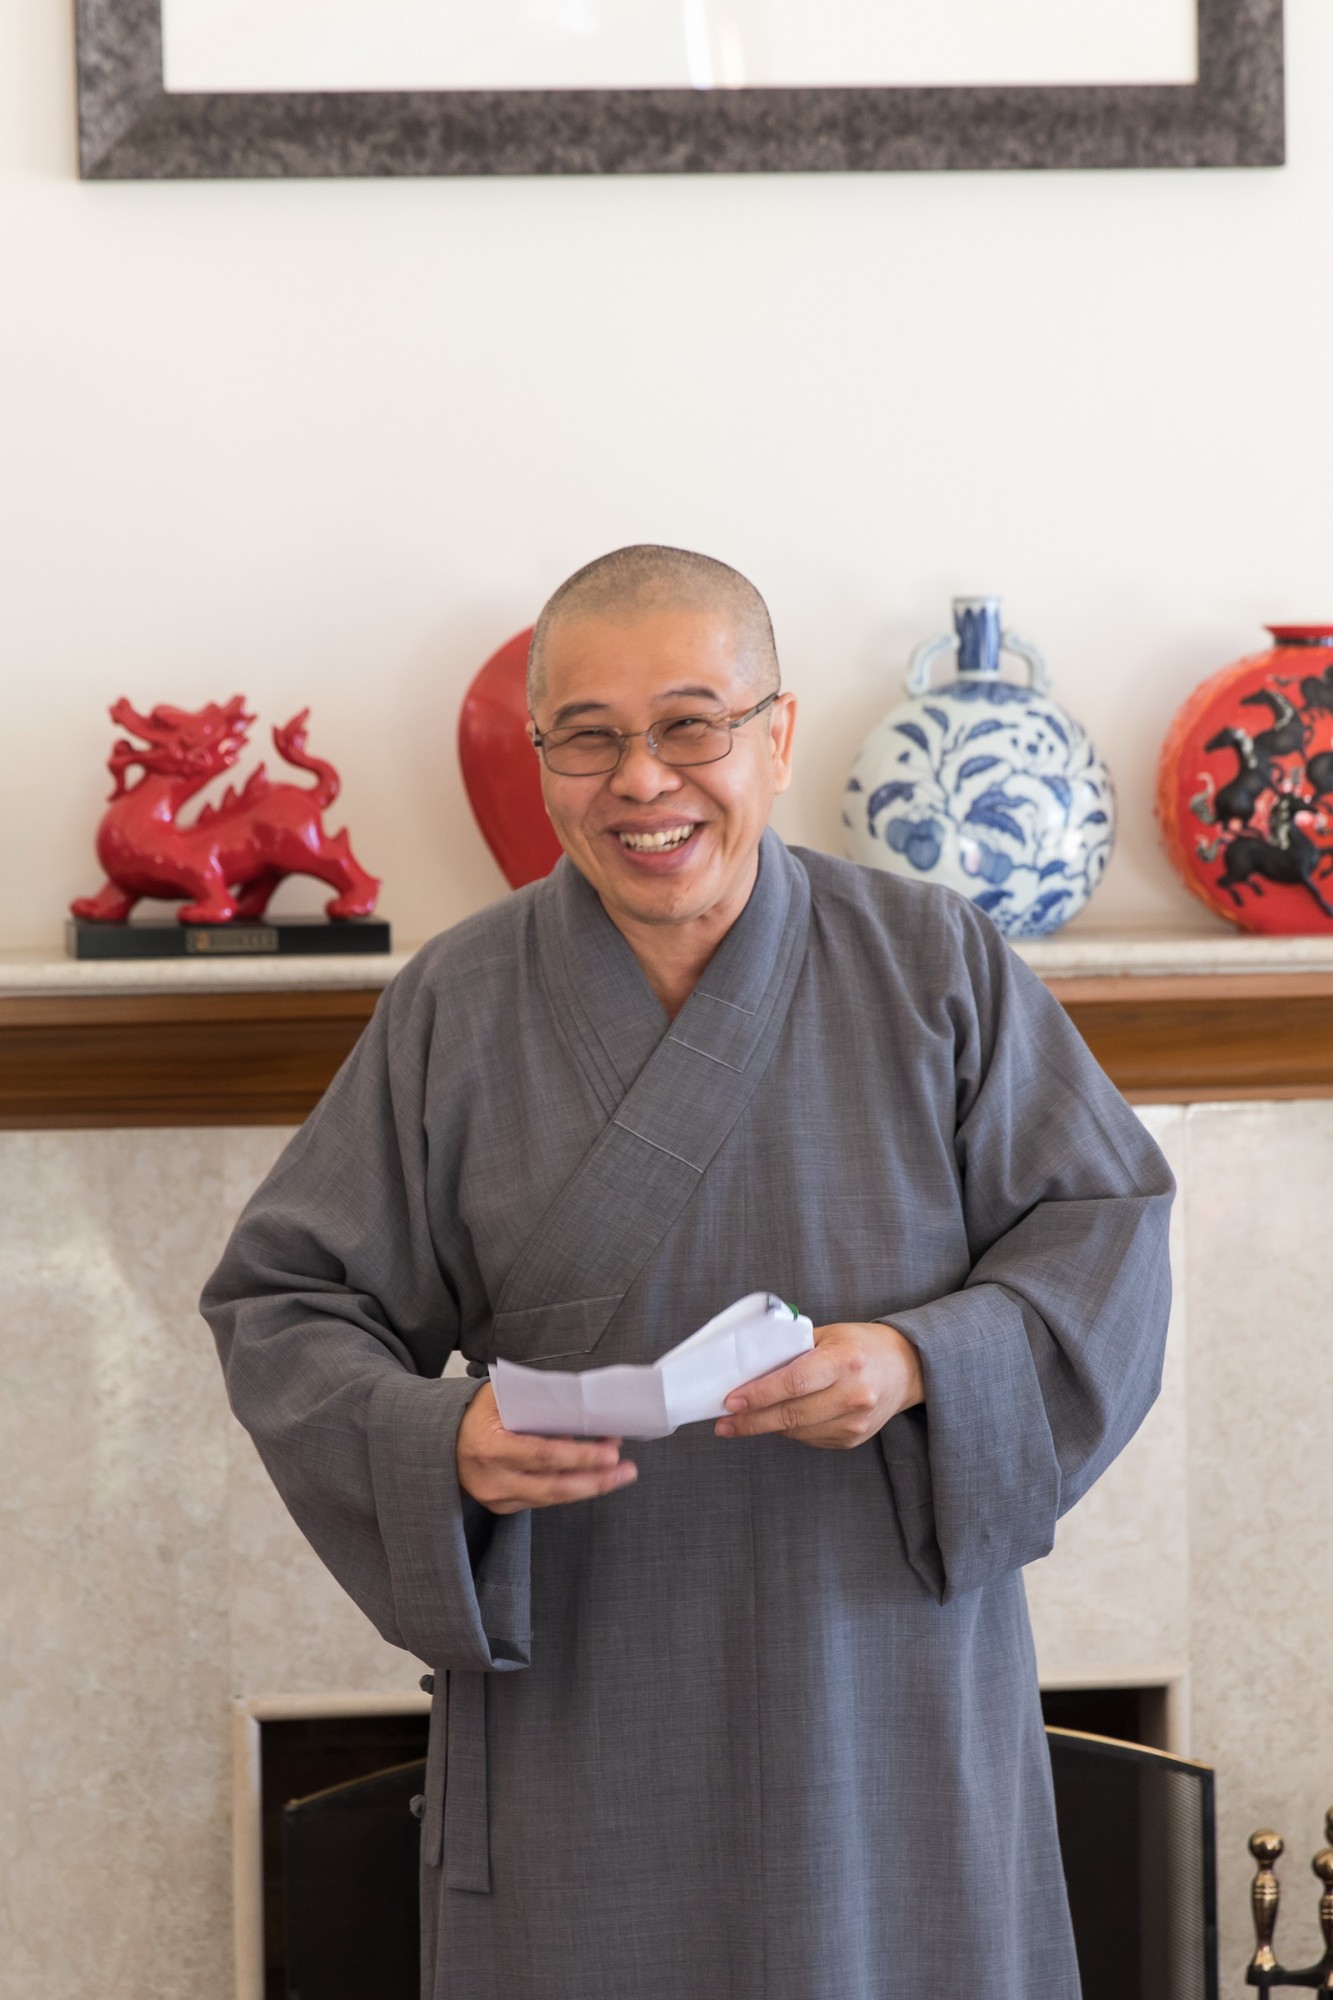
1246,1814,1333,1990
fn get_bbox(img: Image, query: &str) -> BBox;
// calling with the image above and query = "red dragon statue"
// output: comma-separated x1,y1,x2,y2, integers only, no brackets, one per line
70,697,380,925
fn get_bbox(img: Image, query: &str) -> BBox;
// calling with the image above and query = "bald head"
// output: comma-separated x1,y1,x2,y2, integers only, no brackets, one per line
527,545,779,713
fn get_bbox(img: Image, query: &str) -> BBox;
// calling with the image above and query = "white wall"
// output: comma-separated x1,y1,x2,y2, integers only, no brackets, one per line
3,3,1331,952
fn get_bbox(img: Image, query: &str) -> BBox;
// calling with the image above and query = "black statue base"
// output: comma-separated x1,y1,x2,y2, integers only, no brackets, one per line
66,915,393,960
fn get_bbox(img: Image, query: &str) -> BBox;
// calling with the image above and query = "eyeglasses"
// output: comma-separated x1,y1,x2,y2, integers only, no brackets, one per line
532,691,779,777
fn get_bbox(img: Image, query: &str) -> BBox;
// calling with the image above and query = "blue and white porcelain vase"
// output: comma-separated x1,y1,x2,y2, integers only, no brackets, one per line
842,597,1115,938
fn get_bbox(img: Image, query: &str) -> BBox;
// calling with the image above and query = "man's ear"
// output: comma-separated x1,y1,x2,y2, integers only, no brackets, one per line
769,693,797,795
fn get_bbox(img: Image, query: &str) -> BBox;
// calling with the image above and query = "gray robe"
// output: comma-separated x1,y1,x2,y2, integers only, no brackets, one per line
203,832,1173,2000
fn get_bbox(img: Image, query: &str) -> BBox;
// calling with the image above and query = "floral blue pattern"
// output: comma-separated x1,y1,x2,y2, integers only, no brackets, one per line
884,815,943,872
842,605,1115,938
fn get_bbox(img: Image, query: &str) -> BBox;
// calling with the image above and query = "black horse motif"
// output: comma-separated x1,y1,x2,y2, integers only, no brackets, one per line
1306,750,1333,799
1300,661,1333,715
1216,792,1333,917
1203,726,1270,828
1240,686,1308,762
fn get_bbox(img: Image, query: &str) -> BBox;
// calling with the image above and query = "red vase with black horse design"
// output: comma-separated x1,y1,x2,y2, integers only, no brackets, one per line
1156,626,1333,933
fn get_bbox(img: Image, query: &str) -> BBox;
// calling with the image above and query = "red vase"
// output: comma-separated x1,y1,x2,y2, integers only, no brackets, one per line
457,628,564,890
1156,626,1333,933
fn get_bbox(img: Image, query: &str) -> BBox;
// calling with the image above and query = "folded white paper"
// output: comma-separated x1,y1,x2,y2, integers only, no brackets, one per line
489,1292,815,1441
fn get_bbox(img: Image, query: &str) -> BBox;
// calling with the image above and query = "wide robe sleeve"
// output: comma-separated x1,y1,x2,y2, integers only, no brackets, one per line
878,904,1175,1606
200,962,530,1675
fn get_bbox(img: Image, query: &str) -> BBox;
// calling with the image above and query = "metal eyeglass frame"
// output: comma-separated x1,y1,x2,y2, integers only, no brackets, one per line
531,690,780,776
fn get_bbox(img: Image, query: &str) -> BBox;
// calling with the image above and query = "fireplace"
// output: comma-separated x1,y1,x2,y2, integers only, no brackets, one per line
261,1712,429,1999
232,1693,431,2000
237,1683,1214,2000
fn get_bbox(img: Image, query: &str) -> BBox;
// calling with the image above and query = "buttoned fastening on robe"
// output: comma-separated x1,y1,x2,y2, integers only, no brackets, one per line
203,832,1174,2000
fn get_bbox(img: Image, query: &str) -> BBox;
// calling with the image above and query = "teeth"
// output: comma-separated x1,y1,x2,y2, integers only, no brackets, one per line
619,825,695,852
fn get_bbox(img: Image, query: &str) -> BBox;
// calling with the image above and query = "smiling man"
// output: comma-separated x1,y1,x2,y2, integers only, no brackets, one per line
204,545,1173,2000
523,551,789,999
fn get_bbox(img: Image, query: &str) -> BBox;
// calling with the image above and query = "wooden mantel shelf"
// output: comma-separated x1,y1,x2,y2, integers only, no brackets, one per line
1,934,1332,1128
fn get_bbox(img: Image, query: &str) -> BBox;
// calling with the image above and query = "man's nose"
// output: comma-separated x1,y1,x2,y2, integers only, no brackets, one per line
609,738,683,799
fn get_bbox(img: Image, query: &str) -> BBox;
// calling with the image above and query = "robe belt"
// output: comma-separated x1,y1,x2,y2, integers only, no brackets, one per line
443,1668,491,1893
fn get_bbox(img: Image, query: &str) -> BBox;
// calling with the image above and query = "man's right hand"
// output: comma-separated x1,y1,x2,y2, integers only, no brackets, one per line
456,1382,638,1515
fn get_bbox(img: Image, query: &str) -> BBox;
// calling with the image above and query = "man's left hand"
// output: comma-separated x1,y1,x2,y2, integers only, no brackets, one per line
715,1322,924,1450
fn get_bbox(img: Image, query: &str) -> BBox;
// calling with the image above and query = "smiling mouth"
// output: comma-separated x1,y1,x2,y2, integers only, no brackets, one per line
615,825,698,853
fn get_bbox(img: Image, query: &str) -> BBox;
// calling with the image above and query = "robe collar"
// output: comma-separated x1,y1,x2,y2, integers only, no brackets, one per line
535,828,804,1115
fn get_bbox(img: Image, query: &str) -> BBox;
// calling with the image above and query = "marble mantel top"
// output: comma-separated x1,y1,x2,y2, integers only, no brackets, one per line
4,926,1333,997
1016,930,1333,980
0,944,416,998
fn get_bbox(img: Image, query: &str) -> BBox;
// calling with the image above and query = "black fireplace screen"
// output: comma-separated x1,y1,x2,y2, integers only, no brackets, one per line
283,1758,426,2000
274,1725,1218,2000
1047,1727,1219,2000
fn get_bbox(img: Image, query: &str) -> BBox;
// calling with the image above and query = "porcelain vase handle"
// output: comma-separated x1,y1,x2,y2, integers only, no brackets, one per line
905,629,1052,695
1000,630,1052,693
904,634,958,695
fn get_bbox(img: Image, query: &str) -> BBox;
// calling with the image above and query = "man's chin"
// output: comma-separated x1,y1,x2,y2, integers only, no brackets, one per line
594,860,717,930
609,883,710,928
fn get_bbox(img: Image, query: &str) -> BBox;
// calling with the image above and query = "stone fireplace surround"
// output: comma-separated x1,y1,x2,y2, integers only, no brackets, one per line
3,937,1333,1996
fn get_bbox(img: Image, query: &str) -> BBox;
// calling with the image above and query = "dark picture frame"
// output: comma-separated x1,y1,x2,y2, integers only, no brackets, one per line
76,0,1284,181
